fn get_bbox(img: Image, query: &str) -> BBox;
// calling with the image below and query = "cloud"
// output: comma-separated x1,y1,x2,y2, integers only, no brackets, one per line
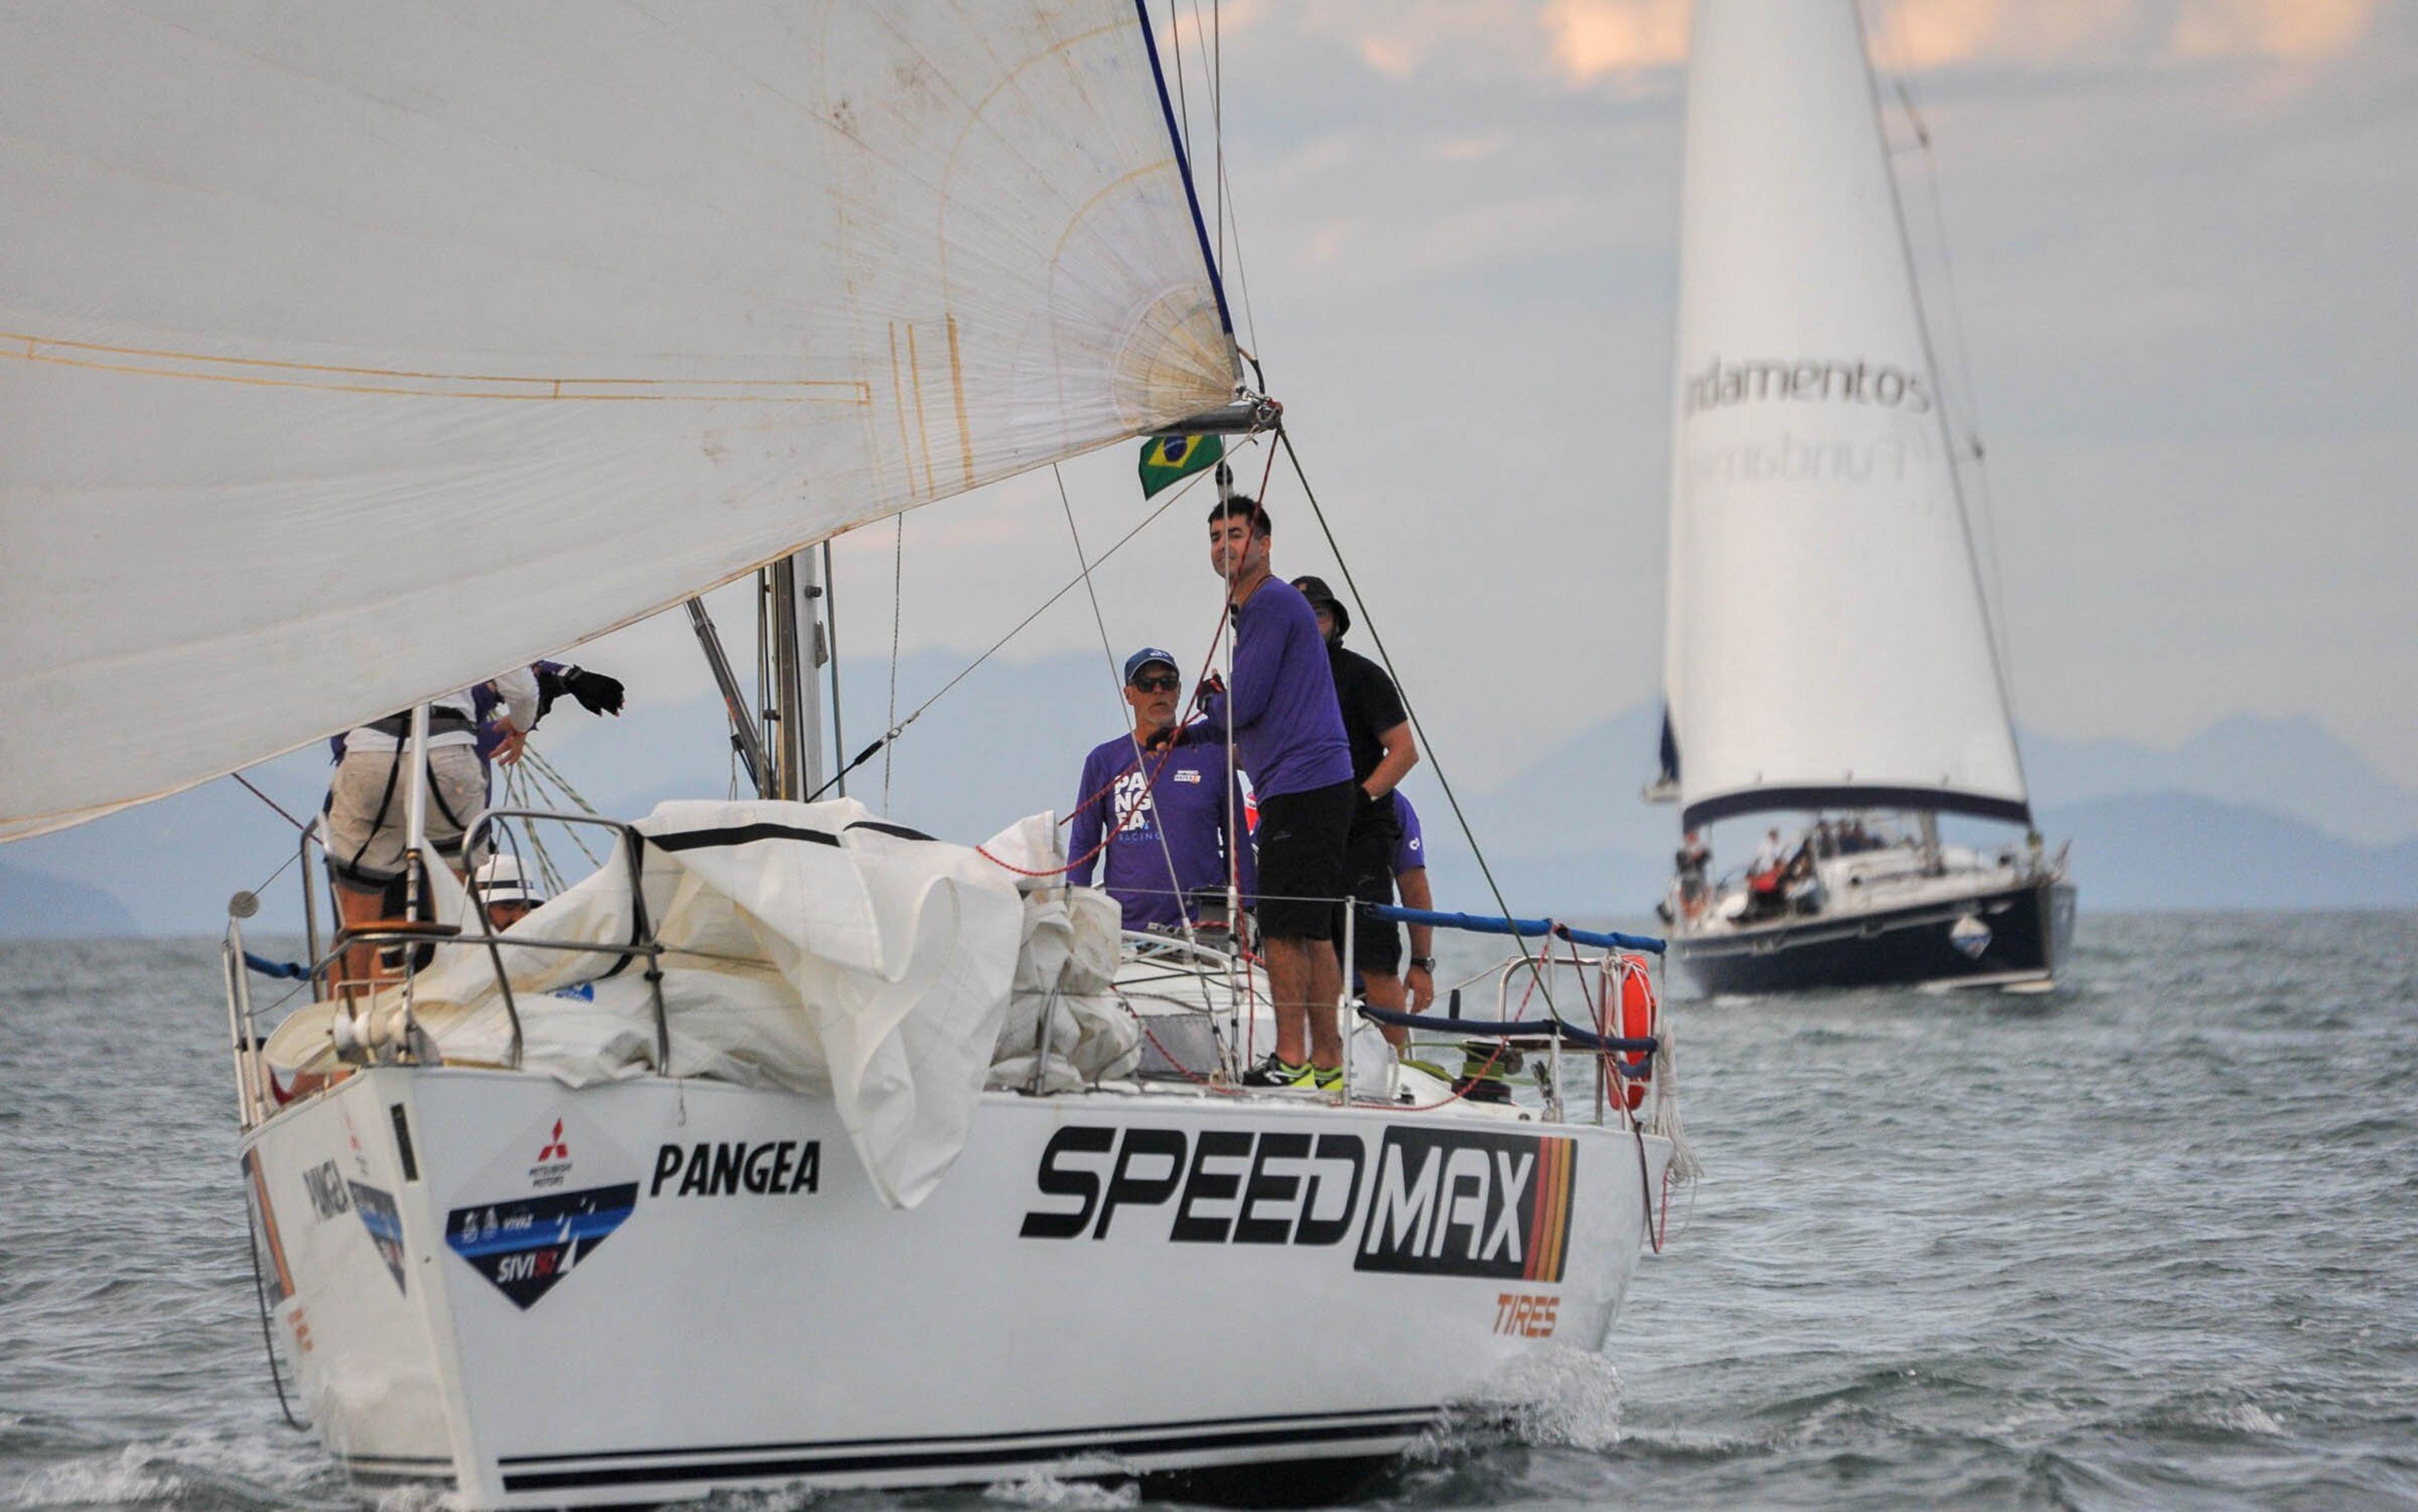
1288,0,1542,81
2169,0,2378,61
1870,0,2380,70
1434,132,1511,161
1541,0,1689,84
1871,0,2130,69
1272,0,2383,88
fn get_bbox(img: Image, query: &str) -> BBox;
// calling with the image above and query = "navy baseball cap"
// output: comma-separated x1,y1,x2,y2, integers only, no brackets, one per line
1123,647,1179,683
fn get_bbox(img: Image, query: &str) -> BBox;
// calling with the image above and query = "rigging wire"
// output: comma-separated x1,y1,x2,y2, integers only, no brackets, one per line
1859,0,2031,799
1888,68,2019,717
1187,0,1221,268
501,766,564,898
1274,425,1562,1019
1210,0,1223,264
230,771,307,833
1053,463,1220,970
805,462,1225,802
1199,0,1263,376
225,766,305,910
883,513,905,814
1050,462,1238,1069
1166,1,1193,166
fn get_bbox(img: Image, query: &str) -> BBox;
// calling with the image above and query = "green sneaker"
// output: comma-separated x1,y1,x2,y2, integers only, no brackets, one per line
1242,1053,1314,1088
1241,1054,1344,1089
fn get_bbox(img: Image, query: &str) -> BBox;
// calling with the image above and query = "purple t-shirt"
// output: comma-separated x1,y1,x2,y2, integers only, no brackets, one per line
1393,792,1426,876
1189,578,1353,799
1068,734,1257,933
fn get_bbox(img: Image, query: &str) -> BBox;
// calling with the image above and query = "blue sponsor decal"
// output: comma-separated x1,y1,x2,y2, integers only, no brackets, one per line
446,1184,637,1309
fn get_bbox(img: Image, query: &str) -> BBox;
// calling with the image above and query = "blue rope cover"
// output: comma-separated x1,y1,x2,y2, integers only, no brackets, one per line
242,950,309,981
1367,903,1666,955
1355,1004,1656,1071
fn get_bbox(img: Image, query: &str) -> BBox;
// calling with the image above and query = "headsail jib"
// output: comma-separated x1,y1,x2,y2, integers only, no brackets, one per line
1658,0,2029,834
0,2,1240,840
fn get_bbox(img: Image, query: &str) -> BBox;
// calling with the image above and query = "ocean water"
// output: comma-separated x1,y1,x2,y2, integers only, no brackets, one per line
2,913,2413,1510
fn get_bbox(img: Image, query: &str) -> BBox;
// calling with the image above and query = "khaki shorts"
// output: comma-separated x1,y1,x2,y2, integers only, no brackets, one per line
326,744,490,892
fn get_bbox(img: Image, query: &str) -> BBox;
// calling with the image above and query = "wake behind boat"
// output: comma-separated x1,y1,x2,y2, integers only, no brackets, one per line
1649,0,2075,994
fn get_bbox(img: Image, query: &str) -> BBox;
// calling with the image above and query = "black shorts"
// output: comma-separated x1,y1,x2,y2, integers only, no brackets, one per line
1252,780,1355,941
1336,793,1402,974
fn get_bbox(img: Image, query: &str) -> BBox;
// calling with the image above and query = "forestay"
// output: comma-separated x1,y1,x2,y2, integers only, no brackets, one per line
1660,0,2028,831
0,3,1237,839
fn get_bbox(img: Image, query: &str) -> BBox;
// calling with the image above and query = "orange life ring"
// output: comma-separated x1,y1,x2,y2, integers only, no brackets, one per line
1608,952,1657,1111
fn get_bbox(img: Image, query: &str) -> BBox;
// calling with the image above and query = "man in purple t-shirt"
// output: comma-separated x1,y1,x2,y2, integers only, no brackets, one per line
1069,647,1255,935
1179,496,1355,1088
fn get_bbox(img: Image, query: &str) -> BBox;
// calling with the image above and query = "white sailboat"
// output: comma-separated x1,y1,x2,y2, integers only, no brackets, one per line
1,4,1688,1503
1652,0,2076,994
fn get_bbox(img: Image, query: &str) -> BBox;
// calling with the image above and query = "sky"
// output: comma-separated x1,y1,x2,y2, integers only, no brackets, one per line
570,0,2418,801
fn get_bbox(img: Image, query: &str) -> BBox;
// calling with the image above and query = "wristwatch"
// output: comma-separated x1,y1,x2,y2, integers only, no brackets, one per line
1408,957,1435,972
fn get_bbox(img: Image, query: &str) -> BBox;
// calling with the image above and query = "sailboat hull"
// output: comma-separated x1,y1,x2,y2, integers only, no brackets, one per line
242,1067,1670,1507
1674,876,2075,996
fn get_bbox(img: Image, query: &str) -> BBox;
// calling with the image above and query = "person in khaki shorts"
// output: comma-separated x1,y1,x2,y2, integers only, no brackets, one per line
326,668,537,989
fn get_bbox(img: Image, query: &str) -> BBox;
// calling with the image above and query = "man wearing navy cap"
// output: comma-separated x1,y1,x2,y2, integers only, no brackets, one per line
1069,647,1256,935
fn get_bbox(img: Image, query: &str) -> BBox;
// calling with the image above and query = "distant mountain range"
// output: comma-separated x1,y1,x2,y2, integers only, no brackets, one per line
3,650,2413,936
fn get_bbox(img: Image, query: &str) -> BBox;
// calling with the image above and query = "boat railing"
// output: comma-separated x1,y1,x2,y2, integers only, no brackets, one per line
1104,901,1672,1127
225,833,1676,1133
1358,904,1667,1127
221,805,674,1132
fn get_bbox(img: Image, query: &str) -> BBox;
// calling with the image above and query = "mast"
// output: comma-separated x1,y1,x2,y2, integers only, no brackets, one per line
766,552,831,801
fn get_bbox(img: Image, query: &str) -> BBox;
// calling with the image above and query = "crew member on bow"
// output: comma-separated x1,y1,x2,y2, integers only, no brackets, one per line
1069,647,1255,935
472,853,544,931
1181,497,1355,1088
1291,574,1419,1042
478,660,626,773
324,669,538,990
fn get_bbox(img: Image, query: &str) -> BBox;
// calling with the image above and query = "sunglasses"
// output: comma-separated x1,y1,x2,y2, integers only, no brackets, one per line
1128,673,1181,693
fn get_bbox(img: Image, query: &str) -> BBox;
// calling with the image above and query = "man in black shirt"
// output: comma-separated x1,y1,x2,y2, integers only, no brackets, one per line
1290,576,1419,1043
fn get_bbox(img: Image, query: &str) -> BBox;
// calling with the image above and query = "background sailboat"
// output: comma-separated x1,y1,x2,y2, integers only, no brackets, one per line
1652,0,2075,994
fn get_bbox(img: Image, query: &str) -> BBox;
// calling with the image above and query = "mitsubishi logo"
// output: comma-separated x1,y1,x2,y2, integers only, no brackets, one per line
537,1120,570,1163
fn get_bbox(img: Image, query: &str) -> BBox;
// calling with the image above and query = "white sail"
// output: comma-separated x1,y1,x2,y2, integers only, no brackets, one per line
1660,0,2028,831
0,2,1237,839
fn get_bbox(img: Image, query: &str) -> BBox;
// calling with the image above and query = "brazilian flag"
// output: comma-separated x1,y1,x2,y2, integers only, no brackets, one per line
1137,433,1224,499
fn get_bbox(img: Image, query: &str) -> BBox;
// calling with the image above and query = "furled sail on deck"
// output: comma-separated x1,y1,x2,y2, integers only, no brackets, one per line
1660,0,2028,831
0,3,1237,839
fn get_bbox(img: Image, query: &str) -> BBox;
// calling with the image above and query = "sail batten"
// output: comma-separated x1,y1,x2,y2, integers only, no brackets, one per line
0,2,1239,841
1660,0,2029,833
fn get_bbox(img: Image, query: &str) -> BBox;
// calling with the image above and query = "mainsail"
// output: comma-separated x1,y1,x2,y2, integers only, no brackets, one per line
1660,0,2028,832
0,2,1238,839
